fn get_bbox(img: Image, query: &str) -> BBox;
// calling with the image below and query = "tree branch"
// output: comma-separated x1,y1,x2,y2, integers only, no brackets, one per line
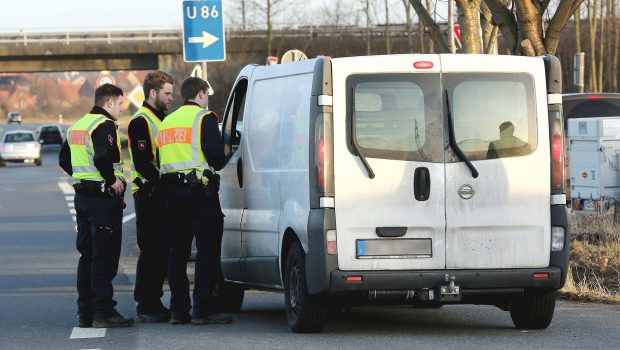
545,0,586,54
408,0,450,53
521,39,536,56
516,0,546,55
483,0,519,54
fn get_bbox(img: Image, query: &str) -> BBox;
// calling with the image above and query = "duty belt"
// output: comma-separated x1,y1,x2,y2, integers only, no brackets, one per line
160,172,206,186
73,180,119,197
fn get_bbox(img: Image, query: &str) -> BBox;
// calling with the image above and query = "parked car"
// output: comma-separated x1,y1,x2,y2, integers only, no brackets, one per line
37,124,64,145
562,93,620,121
217,54,569,333
0,130,42,166
7,112,22,124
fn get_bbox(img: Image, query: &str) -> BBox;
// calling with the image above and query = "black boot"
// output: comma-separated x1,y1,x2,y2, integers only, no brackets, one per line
190,313,233,325
136,304,171,323
77,313,93,328
93,310,134,328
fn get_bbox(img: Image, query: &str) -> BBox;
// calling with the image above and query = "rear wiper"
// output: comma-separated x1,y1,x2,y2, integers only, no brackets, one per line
445,90,479,178
351,89,375,179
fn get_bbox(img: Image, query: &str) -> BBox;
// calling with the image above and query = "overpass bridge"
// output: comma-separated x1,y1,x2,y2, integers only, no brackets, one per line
0,25,421,73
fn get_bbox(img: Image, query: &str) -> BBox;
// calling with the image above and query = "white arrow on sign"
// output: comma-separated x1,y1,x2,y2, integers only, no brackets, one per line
188,31,219,48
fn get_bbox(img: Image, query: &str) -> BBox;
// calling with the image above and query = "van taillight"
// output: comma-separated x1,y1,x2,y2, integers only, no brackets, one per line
549,106,565,194
315,113,334,197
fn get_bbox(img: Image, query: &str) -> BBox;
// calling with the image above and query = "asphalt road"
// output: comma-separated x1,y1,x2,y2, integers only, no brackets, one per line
1,123,619,350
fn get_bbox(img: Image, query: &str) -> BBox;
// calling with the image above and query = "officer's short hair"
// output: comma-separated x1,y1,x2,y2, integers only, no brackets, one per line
95,84,123,107
143,70,174,97
181,77,208,101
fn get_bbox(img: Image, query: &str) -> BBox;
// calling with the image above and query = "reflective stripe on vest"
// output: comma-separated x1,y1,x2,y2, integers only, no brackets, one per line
129,107,162,192
67,114,125,182
158,106,211,174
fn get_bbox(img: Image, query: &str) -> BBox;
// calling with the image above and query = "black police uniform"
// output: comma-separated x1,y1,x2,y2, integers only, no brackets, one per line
59,106,133,328
128,102,170,321
161,101,228,324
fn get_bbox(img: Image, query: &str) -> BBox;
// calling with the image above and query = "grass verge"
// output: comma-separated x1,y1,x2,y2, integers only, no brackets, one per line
560,211,620,304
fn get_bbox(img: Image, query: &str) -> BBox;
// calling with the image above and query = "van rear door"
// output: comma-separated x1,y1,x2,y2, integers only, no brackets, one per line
332,55,446,271
441,55,551,269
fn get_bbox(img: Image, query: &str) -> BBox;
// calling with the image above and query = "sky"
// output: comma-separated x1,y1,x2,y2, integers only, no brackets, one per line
0,0,419,34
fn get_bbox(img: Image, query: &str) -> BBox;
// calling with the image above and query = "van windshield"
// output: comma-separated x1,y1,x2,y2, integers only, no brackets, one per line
348,73,443,162
444,73,537,161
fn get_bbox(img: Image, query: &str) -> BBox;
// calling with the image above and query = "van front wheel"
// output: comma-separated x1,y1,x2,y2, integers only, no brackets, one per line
510,290,556,329
284,242,326,333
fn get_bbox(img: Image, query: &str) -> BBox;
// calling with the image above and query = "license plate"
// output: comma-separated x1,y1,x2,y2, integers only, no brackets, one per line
13,145,26,150
356,238,432,259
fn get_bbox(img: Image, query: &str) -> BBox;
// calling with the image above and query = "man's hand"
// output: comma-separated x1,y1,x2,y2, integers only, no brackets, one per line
110,176,125,196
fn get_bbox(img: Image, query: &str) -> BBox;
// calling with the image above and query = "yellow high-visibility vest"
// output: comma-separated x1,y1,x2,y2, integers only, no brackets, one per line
129,106,162,193
66,113,125,182
157,105,211,176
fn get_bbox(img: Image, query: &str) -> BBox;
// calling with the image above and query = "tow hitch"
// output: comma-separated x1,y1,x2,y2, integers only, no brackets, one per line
436,274,461,301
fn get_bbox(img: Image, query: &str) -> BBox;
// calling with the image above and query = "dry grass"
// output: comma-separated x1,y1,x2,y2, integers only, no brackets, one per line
560,211,620,304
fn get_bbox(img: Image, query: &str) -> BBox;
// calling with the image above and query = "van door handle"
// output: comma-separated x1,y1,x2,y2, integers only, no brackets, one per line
414,167,430,201
237,158,243,188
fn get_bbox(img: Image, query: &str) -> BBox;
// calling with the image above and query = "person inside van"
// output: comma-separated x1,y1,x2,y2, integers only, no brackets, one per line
486,121,531,158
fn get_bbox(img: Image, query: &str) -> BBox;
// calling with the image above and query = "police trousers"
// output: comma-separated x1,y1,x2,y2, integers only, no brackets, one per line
75,191,123,317
133,187,169,312
163,184,224,318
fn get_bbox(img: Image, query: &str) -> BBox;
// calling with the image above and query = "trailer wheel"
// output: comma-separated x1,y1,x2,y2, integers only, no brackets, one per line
284,241,326,333
510,290,556,329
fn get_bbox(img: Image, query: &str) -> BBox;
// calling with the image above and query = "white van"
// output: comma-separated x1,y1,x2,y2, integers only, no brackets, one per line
217,54,570,333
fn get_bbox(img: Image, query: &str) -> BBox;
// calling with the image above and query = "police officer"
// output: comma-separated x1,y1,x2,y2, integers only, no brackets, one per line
128,70,174,323
59,84,134,328
158,77,231,325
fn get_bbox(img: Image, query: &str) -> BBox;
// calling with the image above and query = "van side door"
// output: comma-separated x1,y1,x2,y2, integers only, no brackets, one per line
220,77,249,282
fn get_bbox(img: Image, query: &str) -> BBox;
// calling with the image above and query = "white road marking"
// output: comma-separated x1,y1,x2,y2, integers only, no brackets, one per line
70,209,76,215
68,202,75,207
65,196,73,201
123,213,136,223
69,327,106,339
58,181,75,195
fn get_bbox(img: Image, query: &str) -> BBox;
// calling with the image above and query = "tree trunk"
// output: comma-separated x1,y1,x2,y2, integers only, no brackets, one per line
588,0,599,92
267,0,272,56
481,2,494,53
426,0,435,53
483,0,519,54
613,0,619,91
575,10,581,53
597,0,604,91
385,0,391,54
545,0,586,55
409,0,450,53
366,0,371,55
516,0,546,56
486,26,499,54
419,13,425,53
402,0,414,52
456,0,484,53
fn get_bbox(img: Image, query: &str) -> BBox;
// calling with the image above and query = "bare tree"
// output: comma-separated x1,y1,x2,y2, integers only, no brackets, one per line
384,0,391,53
598,0,605,92
613,0,619,91
362,0,372,54
252,0,290,56
320,0,351,27
409,0,450,52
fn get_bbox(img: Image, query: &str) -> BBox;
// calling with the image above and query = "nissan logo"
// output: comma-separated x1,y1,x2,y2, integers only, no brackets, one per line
458,185,475,200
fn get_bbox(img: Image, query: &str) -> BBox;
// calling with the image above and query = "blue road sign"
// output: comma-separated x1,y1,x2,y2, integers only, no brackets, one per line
182,0,226,62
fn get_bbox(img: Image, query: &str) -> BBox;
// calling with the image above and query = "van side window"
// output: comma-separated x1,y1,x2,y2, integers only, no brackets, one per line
445,73,537,161
347,73,443,162
222,79,248,159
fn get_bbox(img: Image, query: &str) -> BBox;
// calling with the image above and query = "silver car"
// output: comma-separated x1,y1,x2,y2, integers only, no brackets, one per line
0,130,42,167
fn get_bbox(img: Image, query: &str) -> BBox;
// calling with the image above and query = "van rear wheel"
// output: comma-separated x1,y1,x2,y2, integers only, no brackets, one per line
284,241,326,333
510,290,556,329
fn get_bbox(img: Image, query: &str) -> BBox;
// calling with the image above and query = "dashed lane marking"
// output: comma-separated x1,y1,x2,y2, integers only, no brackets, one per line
58,181,136,227
69,327,106,339
123,213,136,223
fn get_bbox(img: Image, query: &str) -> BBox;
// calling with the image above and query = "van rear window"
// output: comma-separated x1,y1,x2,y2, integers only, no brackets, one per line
445,73,537,161
348,73,443,162
4,133,34,142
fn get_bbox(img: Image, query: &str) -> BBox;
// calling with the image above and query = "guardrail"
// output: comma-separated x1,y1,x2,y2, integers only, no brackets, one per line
0,24,434,46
